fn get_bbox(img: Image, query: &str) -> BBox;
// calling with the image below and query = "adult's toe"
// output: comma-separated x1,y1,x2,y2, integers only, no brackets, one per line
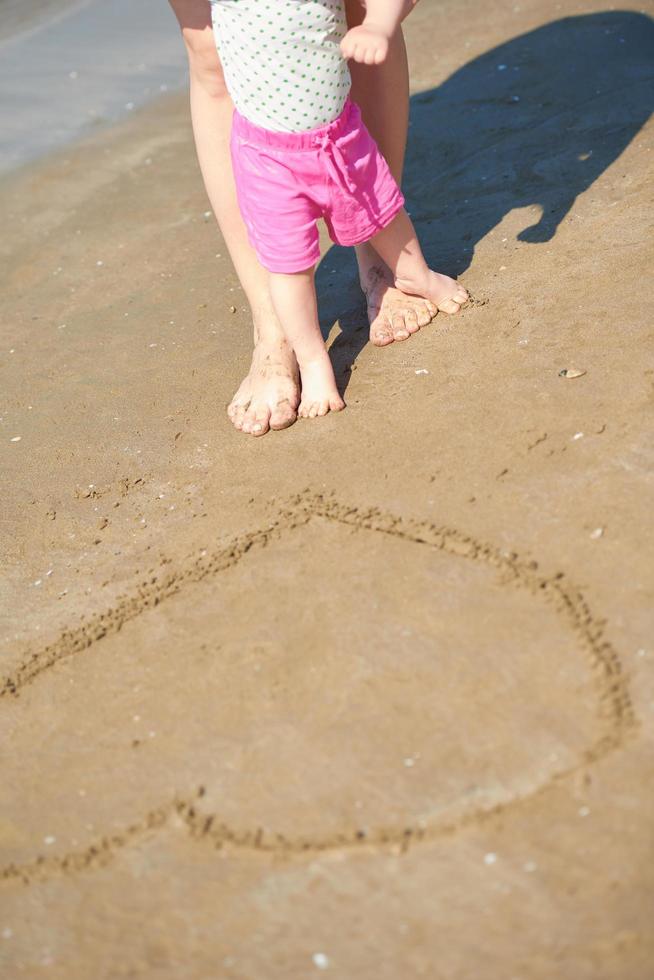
230,403,249,431
371,324,394,346
242,406,271,435
417,300,438,326
269,398,297,431
392,313,411,341
403,310,420,335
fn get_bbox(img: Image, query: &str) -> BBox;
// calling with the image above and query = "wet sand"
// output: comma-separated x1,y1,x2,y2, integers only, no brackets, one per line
1,0,653,977
0,0,186,173
0,0,87,41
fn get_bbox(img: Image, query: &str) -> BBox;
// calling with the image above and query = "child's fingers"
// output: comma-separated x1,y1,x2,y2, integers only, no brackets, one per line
340,33,355,57
341,30,389,65
377,38,389,63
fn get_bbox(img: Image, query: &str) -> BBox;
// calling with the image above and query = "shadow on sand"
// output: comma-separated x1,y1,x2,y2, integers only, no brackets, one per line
318,11,654,394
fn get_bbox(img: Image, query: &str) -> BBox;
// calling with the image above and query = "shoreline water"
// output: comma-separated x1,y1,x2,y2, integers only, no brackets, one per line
0,0,92,42
0,0,188,176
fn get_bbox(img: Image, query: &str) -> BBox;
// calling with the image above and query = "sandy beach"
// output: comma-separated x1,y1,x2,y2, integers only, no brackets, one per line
1,0,653,977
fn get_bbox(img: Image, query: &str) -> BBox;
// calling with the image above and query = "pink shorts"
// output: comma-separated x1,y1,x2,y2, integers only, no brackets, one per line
230,100,405,274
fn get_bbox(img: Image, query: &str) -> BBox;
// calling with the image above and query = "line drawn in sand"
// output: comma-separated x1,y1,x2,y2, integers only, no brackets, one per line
1,492,636,885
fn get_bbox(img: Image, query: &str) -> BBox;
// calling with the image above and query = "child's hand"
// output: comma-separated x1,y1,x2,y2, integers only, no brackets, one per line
340,24,390,65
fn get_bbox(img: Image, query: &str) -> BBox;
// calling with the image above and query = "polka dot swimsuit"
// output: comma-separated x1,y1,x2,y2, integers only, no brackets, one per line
210,0,351,133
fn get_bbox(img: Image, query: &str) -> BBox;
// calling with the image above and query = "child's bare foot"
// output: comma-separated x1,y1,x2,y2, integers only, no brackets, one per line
361,261,437,346
297,353,345,419
420,270,469,315
268,269,345,421
227,337,300,437
368,210,469,344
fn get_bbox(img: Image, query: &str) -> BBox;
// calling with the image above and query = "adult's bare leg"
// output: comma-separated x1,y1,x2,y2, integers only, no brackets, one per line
169,0,299,436
344,0,464,345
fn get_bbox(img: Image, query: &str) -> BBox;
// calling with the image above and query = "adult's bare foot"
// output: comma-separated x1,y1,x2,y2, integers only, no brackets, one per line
360,261,438,347
227,336,300,437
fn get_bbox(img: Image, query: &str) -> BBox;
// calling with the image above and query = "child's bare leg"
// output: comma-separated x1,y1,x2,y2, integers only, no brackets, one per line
369,210,469,332
268,270,345,419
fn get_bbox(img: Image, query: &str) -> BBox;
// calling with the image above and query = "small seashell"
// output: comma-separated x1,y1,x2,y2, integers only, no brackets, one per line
229,305,236,313
559,368,586,379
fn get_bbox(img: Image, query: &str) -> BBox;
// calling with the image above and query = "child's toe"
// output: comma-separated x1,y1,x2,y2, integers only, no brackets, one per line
438,297,462,315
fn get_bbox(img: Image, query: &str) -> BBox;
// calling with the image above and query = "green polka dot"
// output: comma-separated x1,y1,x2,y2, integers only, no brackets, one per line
212,0,350,133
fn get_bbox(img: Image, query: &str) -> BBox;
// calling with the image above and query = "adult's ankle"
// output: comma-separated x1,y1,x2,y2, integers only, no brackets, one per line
251,308,287,348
